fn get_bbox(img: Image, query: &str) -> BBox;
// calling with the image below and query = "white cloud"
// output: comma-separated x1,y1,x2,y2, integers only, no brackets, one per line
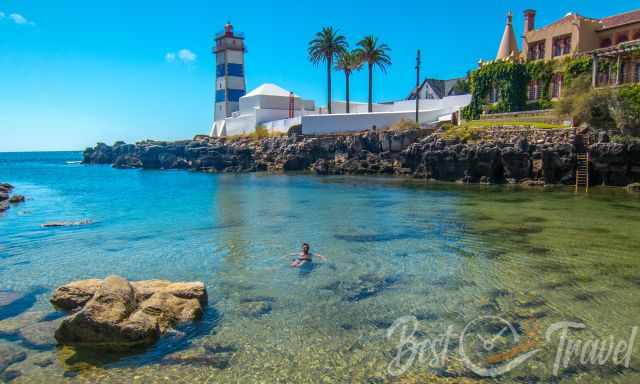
8,13,35,26
165,49,197,64
177,49,196,62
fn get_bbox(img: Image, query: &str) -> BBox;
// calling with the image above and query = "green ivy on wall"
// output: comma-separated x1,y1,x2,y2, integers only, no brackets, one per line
463,56,600,120
462,61,528,120
525,60,555,100
564,56,592,86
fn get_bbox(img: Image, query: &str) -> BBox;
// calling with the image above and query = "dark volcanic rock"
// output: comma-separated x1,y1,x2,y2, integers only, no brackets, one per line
8,195,25,204
591,143,629,186
501,147,531,181
80,130,640,187
0,184,13,194
113,154,142,169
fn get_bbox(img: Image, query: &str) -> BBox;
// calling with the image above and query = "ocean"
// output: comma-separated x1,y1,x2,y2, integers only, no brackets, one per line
1,151,639,383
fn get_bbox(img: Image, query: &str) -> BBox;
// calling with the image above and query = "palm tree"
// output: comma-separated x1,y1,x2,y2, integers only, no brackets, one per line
335,50,363,113
308,27,348,114
355,36,392,112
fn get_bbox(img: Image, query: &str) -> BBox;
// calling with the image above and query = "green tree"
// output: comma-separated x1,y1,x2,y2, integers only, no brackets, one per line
612,84,640,136
355,36,392,112
308,27,348,114
335,50,363,113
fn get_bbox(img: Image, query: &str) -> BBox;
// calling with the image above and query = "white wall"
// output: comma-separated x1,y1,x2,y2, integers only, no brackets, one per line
226,50,244,64
391,95,471,112
239,95,315,114
318,95,471,115
224,113,256,136
301,109,445,135
262,116,301,134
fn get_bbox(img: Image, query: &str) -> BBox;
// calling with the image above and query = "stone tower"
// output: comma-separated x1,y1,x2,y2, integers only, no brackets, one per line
211,22,246,136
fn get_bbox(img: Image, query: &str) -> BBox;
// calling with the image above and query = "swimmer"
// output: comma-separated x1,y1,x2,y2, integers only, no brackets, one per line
289,243,326,268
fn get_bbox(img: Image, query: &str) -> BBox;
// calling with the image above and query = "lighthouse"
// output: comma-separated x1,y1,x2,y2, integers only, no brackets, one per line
211,23,246,136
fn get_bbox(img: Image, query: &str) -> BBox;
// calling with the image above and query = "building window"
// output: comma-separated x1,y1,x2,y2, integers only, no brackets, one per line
528,81,539,101
537,42,545,59
489,86,499,103
552,35,571,57
552,39,561,57
562,36,571,55
528,41,545,60
600,38,612,48
616,33,629,44
552,74,564,98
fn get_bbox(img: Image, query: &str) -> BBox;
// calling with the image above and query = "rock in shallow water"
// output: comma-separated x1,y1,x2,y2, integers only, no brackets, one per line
51,275,207,350
50,279,102,311
8,195,24,204
41,220,94,228
0,343,26,374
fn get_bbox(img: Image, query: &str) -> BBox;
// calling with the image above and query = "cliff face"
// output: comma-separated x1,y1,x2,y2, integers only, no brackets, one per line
82,131,640,187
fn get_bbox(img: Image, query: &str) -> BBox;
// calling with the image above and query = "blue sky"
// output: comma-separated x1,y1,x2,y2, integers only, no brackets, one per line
0,1,637,151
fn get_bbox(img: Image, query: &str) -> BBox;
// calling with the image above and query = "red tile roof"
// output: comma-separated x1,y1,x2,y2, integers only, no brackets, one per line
599,9,640,30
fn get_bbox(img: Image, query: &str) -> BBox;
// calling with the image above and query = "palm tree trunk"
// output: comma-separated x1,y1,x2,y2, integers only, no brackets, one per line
368,64,373,113
346,72,350,114
327,59,332,114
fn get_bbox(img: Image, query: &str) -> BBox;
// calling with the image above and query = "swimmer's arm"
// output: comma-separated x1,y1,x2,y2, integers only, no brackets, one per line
314,253,327,261
280,252,299,259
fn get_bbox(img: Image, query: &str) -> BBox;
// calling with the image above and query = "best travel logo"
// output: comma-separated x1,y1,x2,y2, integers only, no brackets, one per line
386,315,637,377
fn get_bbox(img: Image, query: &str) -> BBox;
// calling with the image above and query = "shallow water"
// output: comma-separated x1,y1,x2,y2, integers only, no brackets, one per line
1,151,639,383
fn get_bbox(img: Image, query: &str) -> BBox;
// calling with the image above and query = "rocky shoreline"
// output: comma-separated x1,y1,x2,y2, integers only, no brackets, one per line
0,183,25,213
82,130,640,187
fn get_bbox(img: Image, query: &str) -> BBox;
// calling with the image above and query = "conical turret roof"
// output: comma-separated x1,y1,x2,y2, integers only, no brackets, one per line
496,11,519,60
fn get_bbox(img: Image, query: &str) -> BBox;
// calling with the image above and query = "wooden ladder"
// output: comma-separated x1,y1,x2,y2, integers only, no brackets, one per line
575,153,590,193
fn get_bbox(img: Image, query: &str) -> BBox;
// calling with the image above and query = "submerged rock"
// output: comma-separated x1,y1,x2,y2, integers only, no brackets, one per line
238,300,272,318
41,220,94,228
52,275,207,350
19,319,62,349
0,343,26,374
8,195,24,204
0,287,47,321
341,273,399,302
162,346,233,369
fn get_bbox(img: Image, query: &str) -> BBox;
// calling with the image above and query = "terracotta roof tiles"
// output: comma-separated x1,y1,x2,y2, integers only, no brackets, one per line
599,9,640,30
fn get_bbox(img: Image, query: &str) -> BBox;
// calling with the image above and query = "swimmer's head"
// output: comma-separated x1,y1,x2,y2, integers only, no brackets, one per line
302,243,310,253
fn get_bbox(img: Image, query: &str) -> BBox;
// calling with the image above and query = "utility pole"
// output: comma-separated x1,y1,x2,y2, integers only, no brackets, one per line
415,49,421,124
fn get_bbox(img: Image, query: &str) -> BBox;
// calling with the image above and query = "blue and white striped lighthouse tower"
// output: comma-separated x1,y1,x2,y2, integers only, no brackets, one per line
211,22,246,136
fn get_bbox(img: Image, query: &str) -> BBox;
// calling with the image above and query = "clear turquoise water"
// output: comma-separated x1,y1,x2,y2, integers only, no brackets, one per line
1,151,640,383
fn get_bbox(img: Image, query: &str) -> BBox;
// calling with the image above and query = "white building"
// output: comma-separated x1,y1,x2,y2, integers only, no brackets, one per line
208,23,470,137
211,83,316,137
301,95,471,135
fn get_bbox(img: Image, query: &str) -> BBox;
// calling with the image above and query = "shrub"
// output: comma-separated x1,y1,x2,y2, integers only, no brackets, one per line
225,125,285,141
525,99,554,111
610,134,640,144
441,124,483,142
388,118,420,132
555,74,616,130
611,84,640,137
